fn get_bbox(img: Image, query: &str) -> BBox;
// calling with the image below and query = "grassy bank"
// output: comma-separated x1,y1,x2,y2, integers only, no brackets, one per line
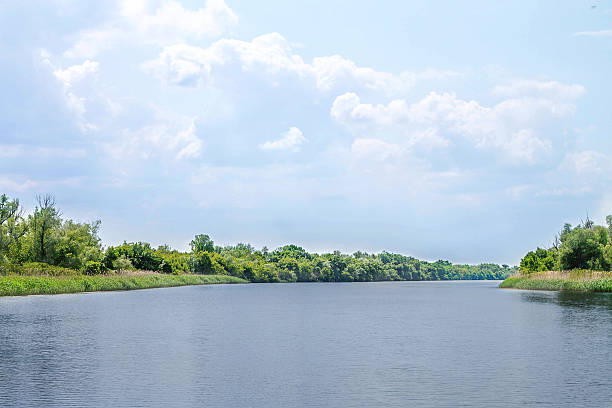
0,273,247,297
500,270,612,292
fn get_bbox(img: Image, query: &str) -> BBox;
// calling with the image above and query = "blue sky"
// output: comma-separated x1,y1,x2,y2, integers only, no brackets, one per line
1,0,611,264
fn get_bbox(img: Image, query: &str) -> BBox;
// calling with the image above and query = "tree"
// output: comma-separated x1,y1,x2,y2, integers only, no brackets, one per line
0,194,27,263
52,219,102,269
28,194,61,263
190,234,214,253
559,227,608,271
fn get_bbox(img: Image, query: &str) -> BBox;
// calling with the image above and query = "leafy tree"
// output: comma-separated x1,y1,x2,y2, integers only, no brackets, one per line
52,220,102,269
559,227,608,271
27,194,62,263
0,194,27,263
114,242,163,271
190,234,214,253
520,250,545,273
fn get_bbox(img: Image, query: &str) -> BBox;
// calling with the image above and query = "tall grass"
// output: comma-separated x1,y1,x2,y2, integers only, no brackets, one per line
0,274,247,297
500,271,612,292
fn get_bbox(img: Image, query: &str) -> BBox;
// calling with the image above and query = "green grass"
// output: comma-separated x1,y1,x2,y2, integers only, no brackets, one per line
500,273,612,292
0,274,247,297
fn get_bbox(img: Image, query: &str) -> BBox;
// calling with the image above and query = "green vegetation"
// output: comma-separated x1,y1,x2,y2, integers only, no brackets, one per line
1,193,513,296
0,274,246,297
500,271,612,292
518,215,612,274
501,215,612,292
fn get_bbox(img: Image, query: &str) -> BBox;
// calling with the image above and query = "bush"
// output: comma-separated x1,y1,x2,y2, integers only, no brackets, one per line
83,261,104,275
278,268,297,282
14,262,80,276
112,255,134,271
560,227,608,271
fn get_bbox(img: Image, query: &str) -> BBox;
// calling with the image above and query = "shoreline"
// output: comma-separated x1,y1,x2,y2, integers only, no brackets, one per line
0,274,248,297
500,271,612,292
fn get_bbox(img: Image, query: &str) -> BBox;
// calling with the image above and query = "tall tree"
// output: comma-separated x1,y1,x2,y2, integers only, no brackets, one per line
0,194,27,262
28,194,61,263
190,234,214,253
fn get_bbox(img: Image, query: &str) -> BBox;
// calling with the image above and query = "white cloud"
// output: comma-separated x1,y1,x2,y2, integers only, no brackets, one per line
53,60,99,87
43,48,203,166
144,33,457,95
559,150,611,174
64,0,238,59
121,0,237,39
573,30,612,37
106,116,202,161
0,176,38,192
329,83,584,163
46,58,100,131
260,127,307,152
492,79,585,101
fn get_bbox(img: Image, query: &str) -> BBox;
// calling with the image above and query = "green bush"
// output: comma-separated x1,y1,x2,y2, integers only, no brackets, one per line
83,261,103,275
112,255,134,271
14,262,80,276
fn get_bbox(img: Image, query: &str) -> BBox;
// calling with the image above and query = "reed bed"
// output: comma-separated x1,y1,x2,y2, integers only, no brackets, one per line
500,270,612,292
0,274,247,297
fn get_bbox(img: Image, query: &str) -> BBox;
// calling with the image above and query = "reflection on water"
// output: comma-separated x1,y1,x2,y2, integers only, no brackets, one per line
520,290,612,308
1,281,611,408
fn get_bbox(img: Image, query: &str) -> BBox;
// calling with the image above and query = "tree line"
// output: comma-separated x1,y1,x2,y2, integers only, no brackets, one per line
519,215,612,273
1,193,513,281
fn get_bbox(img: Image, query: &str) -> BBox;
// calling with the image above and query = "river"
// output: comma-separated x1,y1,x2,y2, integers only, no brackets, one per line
1,281,610,407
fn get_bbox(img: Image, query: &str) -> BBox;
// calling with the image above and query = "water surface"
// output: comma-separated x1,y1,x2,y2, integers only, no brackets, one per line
1,281,610,407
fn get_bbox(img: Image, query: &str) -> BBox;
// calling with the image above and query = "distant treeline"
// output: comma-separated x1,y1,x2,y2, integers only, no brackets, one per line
0,193,513,282
520,215,612,273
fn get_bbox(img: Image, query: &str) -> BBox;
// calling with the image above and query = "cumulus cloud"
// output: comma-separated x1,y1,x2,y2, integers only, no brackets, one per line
105,116,203,161
330,81,585,163
53,60,99,87
143,33,457,95
64,0,238,59
44,57,101,131
260,127,307,152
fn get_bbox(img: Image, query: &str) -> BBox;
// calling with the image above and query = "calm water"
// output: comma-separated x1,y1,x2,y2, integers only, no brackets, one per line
0,281,611,407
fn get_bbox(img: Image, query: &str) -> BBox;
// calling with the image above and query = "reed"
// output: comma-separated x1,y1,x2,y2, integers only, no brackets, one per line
0,274,247,297
500,270,612,292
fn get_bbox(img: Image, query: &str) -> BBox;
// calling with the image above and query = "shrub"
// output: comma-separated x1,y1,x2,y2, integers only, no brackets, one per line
83,261,103,275
278,268,297,282
16,262,80,276
112,255,134,272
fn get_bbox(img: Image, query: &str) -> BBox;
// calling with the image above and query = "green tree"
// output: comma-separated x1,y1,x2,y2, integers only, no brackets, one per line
0,194,27,264
190,234,214,253
52,220,102,269
27,194,62,263
559,227,608,271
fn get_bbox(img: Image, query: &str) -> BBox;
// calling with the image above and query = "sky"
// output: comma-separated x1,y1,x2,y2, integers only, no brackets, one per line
1,0,611,264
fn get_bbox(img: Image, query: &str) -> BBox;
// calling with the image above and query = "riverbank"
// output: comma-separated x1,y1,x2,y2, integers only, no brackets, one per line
0,273,247,297
500,270,612,292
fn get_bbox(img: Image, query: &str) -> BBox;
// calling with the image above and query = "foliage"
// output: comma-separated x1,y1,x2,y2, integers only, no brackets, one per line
0,274,247,297
500,274,612,292
190,234,214,253
1,193,515,284
520,215,612,273
112,255,134,271
83,261,104,275
1,262,80,277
